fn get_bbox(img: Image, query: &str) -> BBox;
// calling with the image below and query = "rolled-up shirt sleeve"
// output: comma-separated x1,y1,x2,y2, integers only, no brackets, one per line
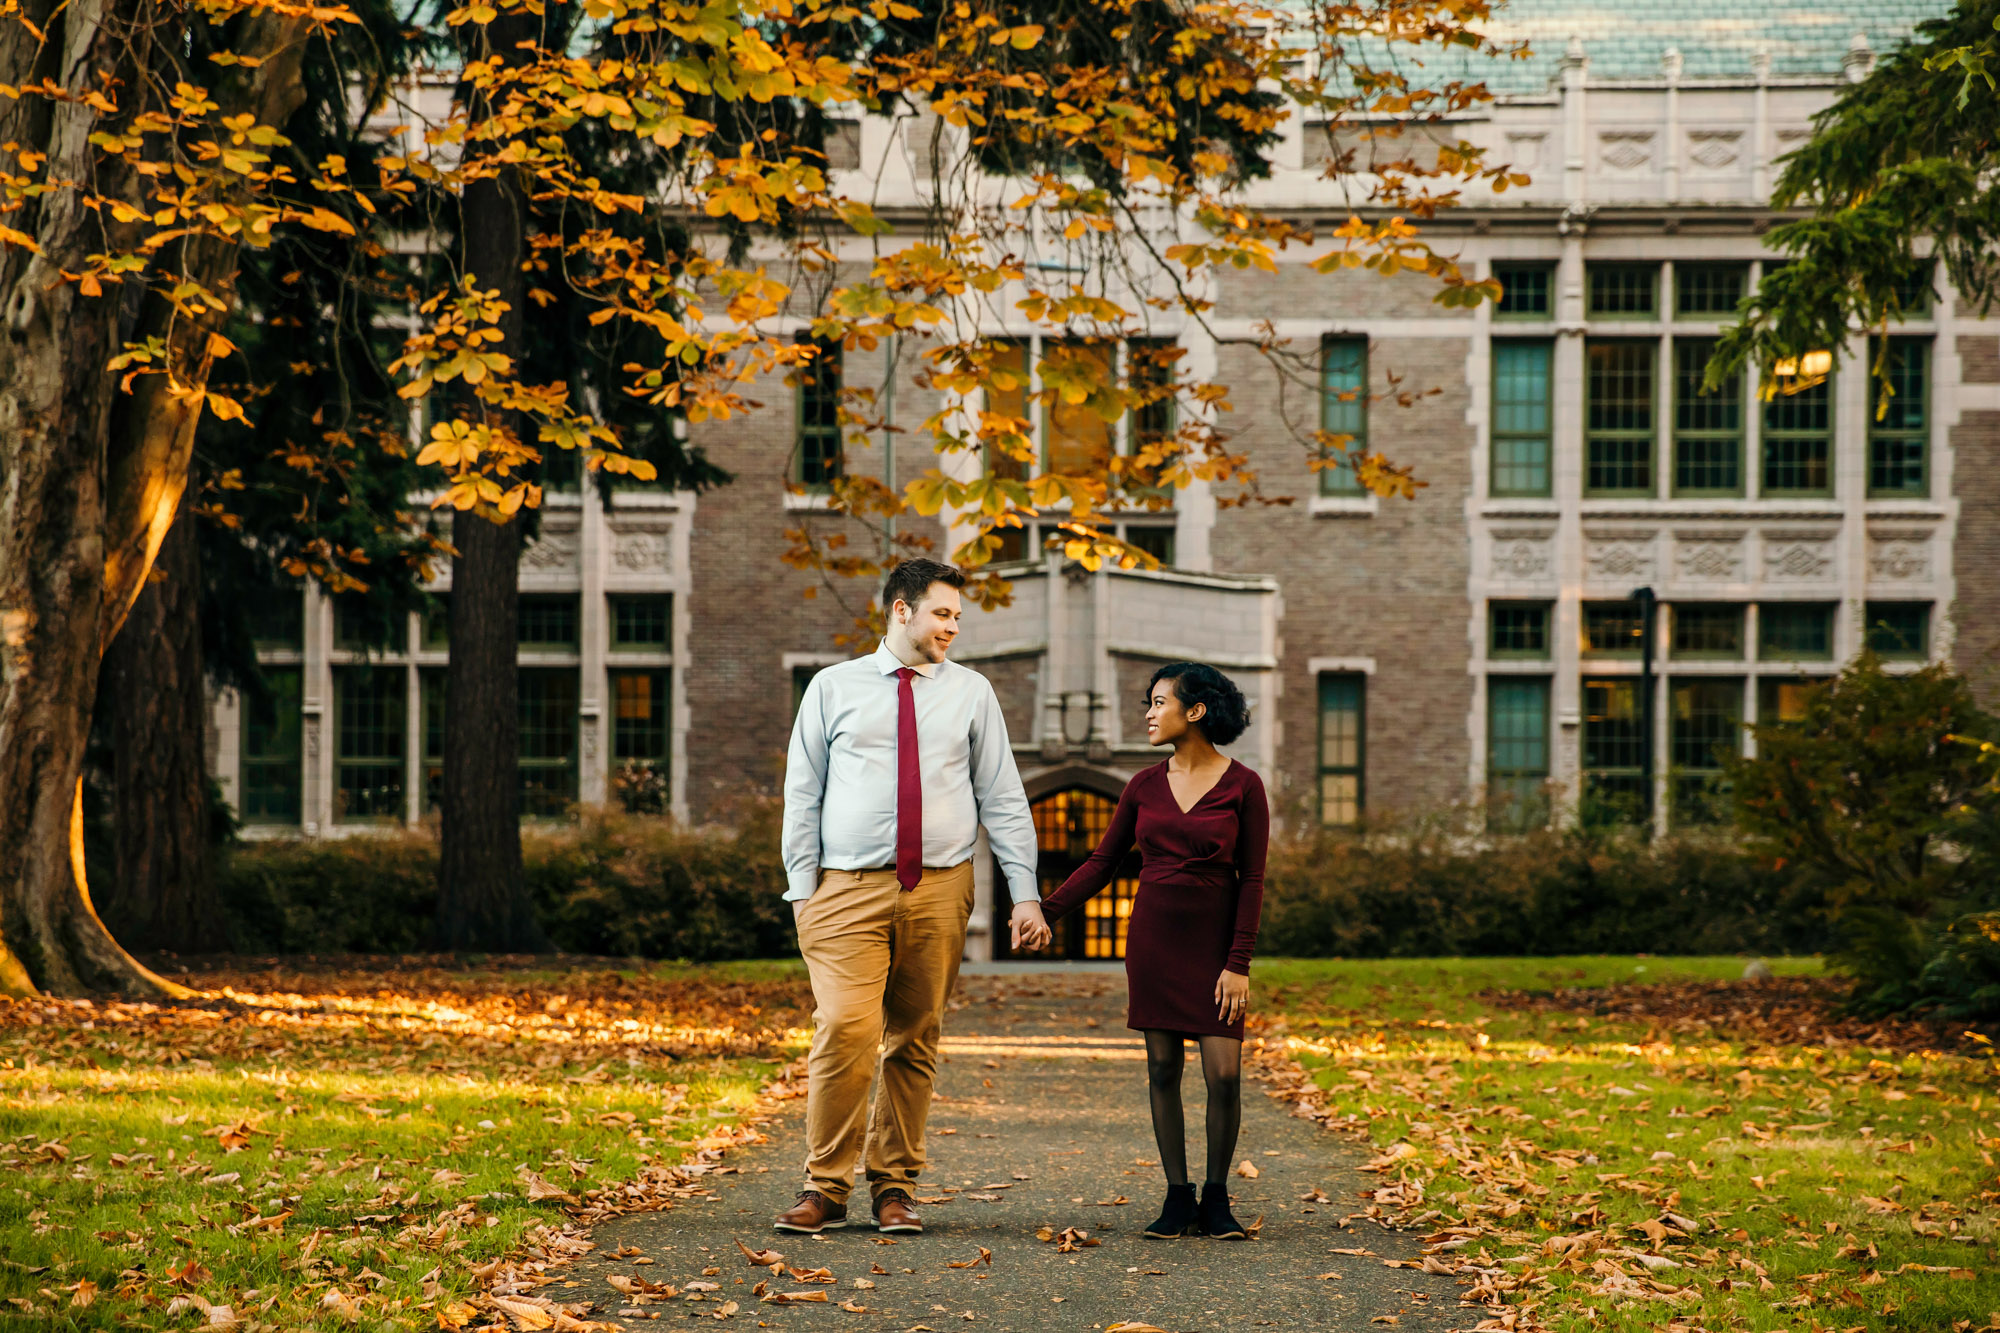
969,680,1039,905
781,674,831,901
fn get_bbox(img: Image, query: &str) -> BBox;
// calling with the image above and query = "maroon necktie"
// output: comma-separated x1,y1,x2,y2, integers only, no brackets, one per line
895,667,923,891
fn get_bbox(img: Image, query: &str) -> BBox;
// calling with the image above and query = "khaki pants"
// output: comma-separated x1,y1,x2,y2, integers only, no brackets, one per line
794,862,974,1206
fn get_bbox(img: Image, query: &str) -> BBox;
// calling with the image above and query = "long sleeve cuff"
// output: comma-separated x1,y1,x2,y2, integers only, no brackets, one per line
1003,867,1041,907
784,869,819,902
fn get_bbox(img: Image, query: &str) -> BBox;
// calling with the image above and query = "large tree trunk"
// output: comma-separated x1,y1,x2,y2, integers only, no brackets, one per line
434,17,548,952
98,498,225,954
0,0,308,996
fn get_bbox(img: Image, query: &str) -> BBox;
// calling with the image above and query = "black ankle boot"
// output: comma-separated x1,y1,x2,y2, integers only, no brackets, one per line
1199,1181,1246,1239
1141,1183,1198,1238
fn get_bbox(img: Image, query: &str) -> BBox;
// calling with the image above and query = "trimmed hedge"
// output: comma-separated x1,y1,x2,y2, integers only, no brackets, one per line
216,803,791,960
1259,821,1829,959
215,803,1826,961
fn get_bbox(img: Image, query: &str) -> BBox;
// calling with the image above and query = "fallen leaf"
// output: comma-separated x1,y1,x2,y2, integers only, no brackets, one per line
761,1291,830,1305
1235,1160,1260,1179
735,1239,783,1268
945,1248,993,1269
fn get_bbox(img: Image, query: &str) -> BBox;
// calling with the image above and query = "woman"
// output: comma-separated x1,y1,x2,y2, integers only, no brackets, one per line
1030,661,1268,1240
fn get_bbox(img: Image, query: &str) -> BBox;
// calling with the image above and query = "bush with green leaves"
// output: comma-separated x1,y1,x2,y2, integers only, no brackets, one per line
1260,816,1823,960
1726,655,2000,1015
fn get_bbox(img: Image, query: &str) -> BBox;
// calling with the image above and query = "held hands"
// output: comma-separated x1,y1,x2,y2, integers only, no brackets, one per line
1214,968,1249,1024
1010,901,1053,953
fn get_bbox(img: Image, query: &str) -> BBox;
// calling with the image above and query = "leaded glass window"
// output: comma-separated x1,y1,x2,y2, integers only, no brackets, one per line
1581,678,1645,825
1868,337,1929,497
609,594,671,651
334,665,406,822
240,667,302,824
1673,338,1741,495
518,594,579,650
1488,677,1550,831
1670,604,1744,660
1490,603,1551,660
1670,678,1741,824
1492,341,1552,496
1582,602,1644,658
611,668,670,814
519,668,579,817
798,338,843,488
1758,604,1834,660
1587,264,1657,317
1494,264,1553,319
1317,674,1365,825
1586,340,1655,495
1763,377,1832,497
1864,602,1930,659
1675,264,1747,316
1319,338,1368,496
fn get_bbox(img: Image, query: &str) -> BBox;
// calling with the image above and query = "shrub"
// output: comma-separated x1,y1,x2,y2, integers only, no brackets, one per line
1725,655,2000,1013
1261,816,1826,960
214,802,793,960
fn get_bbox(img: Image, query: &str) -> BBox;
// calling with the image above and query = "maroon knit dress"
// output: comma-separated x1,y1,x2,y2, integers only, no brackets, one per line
1037,760,1269,1040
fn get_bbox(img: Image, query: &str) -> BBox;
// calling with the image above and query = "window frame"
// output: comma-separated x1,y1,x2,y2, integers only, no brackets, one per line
1669,676,1743,826
1580,676,1647,826
518,666,580,818
517,593,581,652
1491,339,1553,497
1493,263,1555,321
239,666,304,826
1863,601,1931,660
1581,601,1644,659
1487,676,1551,831
1671,337,1744,498
1586,263,1660,320
1584,338,1657,497
1674,263,1749,318
1762,375,1834,498
1668,603,1746,662
1757,603,1835,662
608,594,673,652
1489,601,1553,661
1318,336,1369,496
1867,336,1930,498
796,336,844,490
332,663,408,824
1316,672,1366,826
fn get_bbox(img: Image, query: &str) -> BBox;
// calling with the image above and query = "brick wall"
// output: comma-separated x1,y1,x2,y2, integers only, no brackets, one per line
1958,335,2000,385
976,653,1041,744
1206,329,1475,822
1212,265,1480,323
684,335,948,820
1952,410,2000,703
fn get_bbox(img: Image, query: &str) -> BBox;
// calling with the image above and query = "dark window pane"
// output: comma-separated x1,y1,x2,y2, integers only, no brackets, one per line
1758,604,1834,660
249,585,305,653
1763,377,1832,496
1864,602,1929,658
1125,525,1175,565
241,667,302,824
421,668,446,814
1586,340,1655,494
1673,338,1741,494
1758,675,1830,725
1490,603,1551,659
609,594,671,650
519,667,579,817
334,666,406,822
1670,604,1744,660
1676,264,1747,315
518,595,580,650
1317,674,1365,825
1670,677,1741,824
611,668,670,814
1581,677,1645,826
798,338,844,488
1320,338,1368,496
1588,265,1657,316
1495,265,1552,318
1488,677,1550,831
1869,337,1929,496
1582,602,1644,657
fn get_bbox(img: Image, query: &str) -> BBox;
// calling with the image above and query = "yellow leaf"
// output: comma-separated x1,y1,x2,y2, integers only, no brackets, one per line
0,225,41,252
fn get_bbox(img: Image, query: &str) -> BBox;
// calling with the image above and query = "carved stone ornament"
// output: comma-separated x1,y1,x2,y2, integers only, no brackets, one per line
1585,531,1656,582
1674,534,1744,582
1686,129,1741,171
1599,131,1653,172
1488,529,1553,581
1869,534,1932,582
612,529,673,573
1762,534,1835,582
1504,131,1546,171
521,529,580,572
304,715,321,760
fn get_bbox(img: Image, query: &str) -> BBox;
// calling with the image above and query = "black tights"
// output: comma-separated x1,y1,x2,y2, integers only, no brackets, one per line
1141,1030,1243,1187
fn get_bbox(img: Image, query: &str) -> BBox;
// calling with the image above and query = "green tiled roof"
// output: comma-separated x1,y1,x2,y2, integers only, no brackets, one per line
1466,0,1958,94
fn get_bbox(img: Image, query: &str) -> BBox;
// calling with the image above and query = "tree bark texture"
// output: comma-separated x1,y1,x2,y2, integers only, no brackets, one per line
98,498,225,954
0,0,307,995
435,27,547,951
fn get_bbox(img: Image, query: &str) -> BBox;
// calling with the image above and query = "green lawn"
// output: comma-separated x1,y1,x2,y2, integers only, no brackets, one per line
0,961,815,1330
1257,956,1999,1333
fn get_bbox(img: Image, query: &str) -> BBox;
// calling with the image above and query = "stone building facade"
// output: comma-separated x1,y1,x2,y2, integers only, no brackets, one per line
212,3,1990,960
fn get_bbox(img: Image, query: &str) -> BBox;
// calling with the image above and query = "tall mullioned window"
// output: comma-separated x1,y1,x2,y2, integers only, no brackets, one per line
1581,678,1644,825
1675,264,1747,316
797,338,843,488
1044,339,1116,476
518,594,580,651
240,667,303,824
519,668,579,817
333,666,406,822
1317,674,1365,825
1673,338,1742,495
1487,678,1550,831
1759,604,1834,661
1587,264,1657,318
1670,604,1744,661
611,668,671,813
1585,341,1655,495
1670,678,1741,824
1868,337,1930,497
609,594,672,651
1494,264,1553,319
1491,341,1552,496
1763,377,1833,497
1319,338,1368,496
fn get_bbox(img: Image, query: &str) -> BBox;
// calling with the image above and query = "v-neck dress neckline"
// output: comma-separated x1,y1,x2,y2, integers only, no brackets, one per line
1164,757,1236,816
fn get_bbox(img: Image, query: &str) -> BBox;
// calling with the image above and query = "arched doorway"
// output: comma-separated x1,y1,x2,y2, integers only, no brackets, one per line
992,787,1141,960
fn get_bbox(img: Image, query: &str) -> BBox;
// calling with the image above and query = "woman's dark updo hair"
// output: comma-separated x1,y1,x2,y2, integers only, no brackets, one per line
1146,662,1250,746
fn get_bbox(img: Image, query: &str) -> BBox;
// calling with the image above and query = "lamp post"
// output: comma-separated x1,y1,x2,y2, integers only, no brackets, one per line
1632,586,1658,834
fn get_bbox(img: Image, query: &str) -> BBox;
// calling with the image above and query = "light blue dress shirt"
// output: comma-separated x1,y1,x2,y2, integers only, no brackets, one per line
782,641,1040,906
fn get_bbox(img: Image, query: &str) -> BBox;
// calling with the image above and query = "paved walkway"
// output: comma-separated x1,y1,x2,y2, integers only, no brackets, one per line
573,973,1467,1332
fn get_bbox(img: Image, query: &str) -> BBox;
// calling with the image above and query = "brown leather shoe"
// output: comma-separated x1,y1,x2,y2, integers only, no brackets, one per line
774,1189,848,1233
872,1188,922,1233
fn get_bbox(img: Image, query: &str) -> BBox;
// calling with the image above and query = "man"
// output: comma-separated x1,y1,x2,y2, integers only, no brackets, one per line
777,558,1052,1235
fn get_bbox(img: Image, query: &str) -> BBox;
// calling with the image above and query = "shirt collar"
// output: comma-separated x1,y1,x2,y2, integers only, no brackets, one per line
875,640,938,679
